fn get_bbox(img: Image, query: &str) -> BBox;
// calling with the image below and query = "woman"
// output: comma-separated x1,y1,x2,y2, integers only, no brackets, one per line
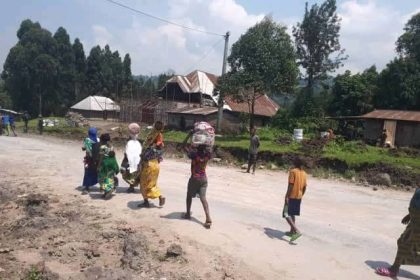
81,127,99,194
376,188,420,277
122,123,142,193
138,121,166,208
98,133,119,198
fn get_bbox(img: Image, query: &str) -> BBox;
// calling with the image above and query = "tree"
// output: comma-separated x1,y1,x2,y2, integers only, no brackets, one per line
73,38,86,100
376,58,420,110
86,46,104,95
0,80,12,109
293,0,346,91
54,27,76,113
122,54,133,97
218,17,298,130
2,19,59,116
397,12,420,62
329,66,378,117
375,12,420,110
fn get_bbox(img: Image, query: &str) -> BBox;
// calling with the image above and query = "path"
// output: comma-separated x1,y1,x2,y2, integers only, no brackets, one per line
1,135,419,279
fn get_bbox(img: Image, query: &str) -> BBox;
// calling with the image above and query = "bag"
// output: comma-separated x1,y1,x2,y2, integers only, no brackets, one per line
192,122,215,147
120,155,129,173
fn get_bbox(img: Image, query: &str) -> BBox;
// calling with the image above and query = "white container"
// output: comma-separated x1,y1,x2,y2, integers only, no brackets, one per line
192,122,215,147
321,131,329,138
293,129,303,142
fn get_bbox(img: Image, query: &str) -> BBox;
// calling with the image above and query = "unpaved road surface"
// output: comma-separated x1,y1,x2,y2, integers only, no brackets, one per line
1,136,420,280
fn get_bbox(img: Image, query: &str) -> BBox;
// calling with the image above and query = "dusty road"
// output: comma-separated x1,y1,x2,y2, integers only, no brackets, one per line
1,135,420,280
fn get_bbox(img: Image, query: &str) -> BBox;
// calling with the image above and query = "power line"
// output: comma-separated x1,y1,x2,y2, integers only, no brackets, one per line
104,0,224,37
183,38,224,74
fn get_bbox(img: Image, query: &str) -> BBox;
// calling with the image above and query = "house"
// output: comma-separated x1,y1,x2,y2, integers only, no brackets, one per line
167,94,280,130
224,94,280,126
70,96,120,119
158,70,219,107
360,110,420,147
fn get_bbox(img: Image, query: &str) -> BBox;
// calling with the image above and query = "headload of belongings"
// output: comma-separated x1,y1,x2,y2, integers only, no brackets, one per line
192,122,215,147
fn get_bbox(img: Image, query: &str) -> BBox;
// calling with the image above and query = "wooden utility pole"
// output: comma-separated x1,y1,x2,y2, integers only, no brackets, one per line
216,31,230,132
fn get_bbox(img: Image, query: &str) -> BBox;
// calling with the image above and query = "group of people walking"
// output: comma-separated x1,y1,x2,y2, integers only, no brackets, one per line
0,113,17,136
80,121,214,228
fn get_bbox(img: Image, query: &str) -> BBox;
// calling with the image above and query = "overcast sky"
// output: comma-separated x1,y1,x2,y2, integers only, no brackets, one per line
0,0,419,76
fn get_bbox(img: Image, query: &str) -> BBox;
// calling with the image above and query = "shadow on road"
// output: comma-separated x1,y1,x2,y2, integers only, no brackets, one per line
264,227,289,242
365,260,420,280
161,212,203,226
127,200,159,210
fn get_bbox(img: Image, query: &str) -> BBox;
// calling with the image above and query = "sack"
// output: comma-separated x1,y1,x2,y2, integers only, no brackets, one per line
192,122,215,147
120,155,129,172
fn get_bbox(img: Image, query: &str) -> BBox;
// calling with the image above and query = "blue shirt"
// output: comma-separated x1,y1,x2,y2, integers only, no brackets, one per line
2,115,10,125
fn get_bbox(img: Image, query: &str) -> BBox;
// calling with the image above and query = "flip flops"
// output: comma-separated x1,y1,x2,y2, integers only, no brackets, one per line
290,233,302,242
376,267,397,277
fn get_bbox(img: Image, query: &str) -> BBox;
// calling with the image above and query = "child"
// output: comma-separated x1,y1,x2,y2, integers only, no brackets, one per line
180,130,212,229
283,157,307,242
98,133,119,198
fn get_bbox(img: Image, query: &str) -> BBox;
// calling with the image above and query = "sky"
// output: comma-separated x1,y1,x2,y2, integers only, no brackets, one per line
0,0,419,76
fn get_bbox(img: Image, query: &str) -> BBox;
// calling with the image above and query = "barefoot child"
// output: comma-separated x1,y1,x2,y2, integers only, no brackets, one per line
283,157,307,242
180,130,212,229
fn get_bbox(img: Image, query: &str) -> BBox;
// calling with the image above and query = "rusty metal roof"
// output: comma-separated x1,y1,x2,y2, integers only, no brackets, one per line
361,110,420,122
167,106,218,116
224,94,279,117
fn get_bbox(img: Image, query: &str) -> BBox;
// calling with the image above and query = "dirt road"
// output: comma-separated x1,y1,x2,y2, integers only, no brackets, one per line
1,135,420,280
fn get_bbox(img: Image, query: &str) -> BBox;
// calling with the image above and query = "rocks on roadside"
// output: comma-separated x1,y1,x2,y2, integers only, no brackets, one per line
212,158,222,163
241,164,248,170
0,248,13,254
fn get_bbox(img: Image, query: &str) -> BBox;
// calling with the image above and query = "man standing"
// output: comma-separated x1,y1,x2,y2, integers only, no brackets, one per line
23,111,30,133
247,127,260,174
9,114,17,136
2,114,10,136
38,115,43,135
283,157,307,242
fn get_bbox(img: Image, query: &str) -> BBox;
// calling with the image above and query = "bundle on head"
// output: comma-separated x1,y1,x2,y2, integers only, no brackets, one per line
192,122,215,148
128,123,140,137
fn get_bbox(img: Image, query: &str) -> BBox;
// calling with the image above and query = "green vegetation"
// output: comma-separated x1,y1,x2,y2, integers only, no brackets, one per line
26,267,42,280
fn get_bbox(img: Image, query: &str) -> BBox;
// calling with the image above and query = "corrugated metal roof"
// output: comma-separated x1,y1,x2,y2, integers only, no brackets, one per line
224,94,279,117
167,106,218,116
166,70,219,104
361,110,420,122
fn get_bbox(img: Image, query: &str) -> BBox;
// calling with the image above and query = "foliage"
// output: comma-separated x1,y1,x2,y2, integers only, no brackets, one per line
376,57,420,110
293,0,346,90
397,12,420,61
218,16,298,130
329,66,378,116
26,266,42,280
1,19,135,116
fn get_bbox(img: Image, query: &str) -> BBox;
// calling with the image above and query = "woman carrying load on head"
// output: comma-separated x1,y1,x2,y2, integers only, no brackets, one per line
122,123,142,193
81,127,100,194
138,121,166,208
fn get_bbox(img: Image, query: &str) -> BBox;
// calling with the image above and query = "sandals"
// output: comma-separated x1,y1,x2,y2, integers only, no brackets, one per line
376,267,397,277
290,233,302,242
159,196,166,207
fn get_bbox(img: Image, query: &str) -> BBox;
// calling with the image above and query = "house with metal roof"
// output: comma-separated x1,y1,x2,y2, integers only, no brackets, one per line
360,109,420,147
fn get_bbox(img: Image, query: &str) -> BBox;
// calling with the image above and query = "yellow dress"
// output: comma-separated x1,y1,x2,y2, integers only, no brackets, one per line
140,159,161,199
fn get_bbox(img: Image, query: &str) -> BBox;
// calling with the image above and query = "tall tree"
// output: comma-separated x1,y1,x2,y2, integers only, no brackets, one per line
218,17,298,129
376,12,420,110
293,0,346,91
122,54,133,98
86,46,104,95
2,19,59,116
73,38,86,100
54,27,76,113
397,12,420,62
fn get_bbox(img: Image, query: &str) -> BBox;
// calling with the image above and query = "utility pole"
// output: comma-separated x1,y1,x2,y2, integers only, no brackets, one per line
216,31,230,133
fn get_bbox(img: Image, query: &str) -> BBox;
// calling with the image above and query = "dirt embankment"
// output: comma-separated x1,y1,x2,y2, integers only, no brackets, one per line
0,178,254,280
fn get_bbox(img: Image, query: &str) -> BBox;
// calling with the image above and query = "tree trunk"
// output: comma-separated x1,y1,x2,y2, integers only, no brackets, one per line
249,90,256,131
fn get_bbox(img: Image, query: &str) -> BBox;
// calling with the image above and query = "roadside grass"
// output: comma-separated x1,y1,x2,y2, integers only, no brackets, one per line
11,119,420,175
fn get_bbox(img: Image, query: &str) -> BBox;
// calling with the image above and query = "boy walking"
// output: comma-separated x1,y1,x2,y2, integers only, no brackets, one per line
180,131,212,229
283,157,307,242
